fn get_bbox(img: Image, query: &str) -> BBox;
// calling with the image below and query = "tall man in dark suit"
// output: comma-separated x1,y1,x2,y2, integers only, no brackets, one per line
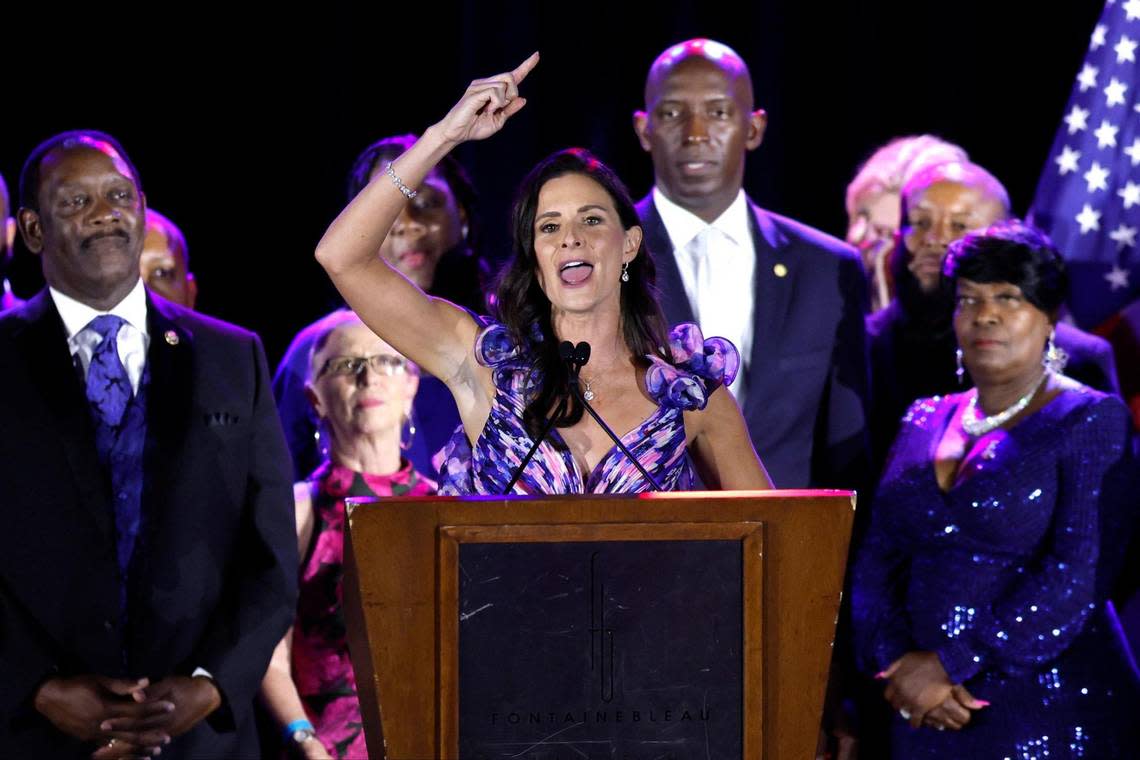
633,39,870,490
0,131,297,758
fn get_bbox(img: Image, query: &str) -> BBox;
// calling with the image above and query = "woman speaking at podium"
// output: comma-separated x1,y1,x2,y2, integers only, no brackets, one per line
315,53,770,495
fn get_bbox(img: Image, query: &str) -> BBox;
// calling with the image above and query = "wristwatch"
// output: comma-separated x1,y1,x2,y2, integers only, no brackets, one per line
291,726,318,744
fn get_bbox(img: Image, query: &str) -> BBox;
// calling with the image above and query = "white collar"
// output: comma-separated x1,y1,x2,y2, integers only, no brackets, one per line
50,278,149,340
652,187,751,249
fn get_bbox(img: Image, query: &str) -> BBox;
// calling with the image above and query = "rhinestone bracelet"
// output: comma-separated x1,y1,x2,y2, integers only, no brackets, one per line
385,162,418,199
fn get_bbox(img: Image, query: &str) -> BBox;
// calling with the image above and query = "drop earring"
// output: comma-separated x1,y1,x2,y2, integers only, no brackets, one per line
955,347,965,386
400,412,416,452
621,261,630,283
1043,328,1069,374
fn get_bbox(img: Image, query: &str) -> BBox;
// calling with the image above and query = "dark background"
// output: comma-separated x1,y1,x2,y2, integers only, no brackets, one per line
1,2,1099,365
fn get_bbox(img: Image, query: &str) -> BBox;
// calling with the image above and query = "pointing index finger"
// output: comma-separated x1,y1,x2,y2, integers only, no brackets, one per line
511,51,540,84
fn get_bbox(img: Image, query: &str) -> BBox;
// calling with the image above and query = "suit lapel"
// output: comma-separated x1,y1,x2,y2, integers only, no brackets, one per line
745,203,793,421
15,290,113,541
143,297,194,515
638,195,696,326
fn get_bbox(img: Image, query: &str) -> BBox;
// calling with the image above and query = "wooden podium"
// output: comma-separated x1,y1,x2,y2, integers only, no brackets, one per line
343,490,854,759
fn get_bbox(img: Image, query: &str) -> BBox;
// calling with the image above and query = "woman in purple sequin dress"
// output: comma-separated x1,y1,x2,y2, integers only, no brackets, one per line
853,221,1140,758
314,54,771,495
260,313,435,759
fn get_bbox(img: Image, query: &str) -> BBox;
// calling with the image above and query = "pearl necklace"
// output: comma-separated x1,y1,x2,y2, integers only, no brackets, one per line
962,372,1049,436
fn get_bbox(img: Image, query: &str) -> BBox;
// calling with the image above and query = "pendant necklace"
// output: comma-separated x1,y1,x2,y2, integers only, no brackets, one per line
579,354,622,403
962,371,1049,437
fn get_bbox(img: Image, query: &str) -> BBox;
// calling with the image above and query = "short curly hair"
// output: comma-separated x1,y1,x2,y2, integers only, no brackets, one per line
942,219,1069,315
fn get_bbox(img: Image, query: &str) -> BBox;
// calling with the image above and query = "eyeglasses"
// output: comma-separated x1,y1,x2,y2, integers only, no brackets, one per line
318,354,409,379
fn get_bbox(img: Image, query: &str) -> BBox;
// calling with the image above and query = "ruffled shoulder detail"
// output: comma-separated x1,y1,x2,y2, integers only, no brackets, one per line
473,319,544,398
644,322,740,412
475,321,519,368
473,319,543,368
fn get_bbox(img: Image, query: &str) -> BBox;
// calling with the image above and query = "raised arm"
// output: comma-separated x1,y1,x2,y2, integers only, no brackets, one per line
314,53,539,395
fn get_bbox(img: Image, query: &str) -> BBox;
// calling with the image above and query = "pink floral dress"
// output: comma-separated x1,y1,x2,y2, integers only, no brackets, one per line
291,460,435,758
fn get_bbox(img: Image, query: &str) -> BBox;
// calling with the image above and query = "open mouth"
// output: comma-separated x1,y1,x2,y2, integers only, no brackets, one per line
559,260,594,286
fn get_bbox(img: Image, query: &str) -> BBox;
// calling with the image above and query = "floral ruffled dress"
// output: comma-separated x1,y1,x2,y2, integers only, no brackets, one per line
291,460,435,758
436,322,738,495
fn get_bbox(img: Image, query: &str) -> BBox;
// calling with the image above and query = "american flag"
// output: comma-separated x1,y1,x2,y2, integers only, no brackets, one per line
1029,0,1140,330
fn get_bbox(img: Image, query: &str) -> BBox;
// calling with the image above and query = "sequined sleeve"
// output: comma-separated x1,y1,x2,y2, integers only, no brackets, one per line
934,396,1133,683
851,399,927,674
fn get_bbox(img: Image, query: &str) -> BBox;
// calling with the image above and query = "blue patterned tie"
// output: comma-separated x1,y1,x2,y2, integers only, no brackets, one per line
84,314,144,629
85,315,131,427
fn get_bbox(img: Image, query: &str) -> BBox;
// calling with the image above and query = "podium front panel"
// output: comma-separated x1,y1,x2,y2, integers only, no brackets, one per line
343,491,854,759
438,523,764,758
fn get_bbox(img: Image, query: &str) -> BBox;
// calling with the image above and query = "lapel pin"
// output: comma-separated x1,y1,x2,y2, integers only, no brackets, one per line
773,263,788,278
164,330,179,346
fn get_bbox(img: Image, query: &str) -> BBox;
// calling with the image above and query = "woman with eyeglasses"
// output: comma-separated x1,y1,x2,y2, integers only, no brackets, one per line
259,310,435,759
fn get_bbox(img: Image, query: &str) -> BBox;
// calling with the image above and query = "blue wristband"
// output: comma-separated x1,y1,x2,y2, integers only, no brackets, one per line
283,718,314,741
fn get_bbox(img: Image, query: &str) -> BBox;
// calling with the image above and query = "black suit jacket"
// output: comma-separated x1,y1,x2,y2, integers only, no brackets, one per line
0,289,298,758
637,194,871,490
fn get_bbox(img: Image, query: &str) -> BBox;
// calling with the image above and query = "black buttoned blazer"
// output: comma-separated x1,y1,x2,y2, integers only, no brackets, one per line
0,289,297,758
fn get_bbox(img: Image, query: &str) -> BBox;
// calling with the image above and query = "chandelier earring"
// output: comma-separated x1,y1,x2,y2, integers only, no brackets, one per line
1043,328,1069,374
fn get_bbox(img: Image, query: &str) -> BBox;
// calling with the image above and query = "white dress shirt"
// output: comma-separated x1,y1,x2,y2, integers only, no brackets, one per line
653,187,755,403
50,278,150,394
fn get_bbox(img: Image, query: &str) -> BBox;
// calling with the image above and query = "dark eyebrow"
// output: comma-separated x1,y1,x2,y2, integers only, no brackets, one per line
537,205,608,221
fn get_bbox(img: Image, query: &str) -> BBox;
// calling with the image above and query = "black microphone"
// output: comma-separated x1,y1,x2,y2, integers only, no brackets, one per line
565,341,663,492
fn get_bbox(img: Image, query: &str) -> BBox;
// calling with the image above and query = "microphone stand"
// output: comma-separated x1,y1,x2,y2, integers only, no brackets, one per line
503,395,567,494
564,342,663,492
502,341,664,493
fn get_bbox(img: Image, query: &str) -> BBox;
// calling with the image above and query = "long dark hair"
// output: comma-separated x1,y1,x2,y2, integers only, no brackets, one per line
495,148,671,437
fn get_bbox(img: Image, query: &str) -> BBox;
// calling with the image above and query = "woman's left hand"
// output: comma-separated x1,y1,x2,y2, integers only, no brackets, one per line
432,53,539,145
922,684,989,732
879,651,956,728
